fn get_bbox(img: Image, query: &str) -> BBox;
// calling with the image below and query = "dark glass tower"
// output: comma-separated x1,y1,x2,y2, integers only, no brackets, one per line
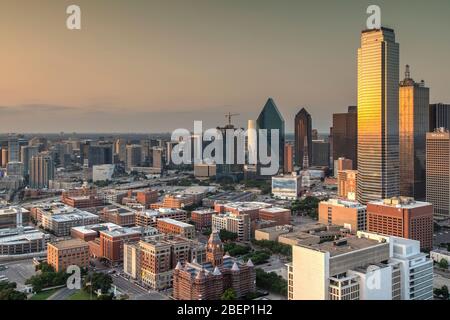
256,98,285,174
332,106,357,168
295,108,312,168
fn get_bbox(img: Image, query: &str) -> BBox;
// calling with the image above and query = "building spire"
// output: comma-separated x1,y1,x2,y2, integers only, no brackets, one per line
405,64,410,80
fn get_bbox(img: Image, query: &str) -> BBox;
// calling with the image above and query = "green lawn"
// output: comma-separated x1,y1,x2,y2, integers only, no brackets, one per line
67,290,97,300
29,289,59,300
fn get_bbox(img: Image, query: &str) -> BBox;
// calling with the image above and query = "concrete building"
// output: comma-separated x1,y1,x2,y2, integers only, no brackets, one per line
157,218,195,239
367,197,433,250
430,249,450,265
426,128,450,219
214,201,272,221
194,163,217,178
0,207,30,228
337,170,358,201
173,231,256,300
47,239,90,272
20,145,38,176
318,199,367,233
288,231,433,300
212,213,251,242
0,226,49,256
38,204,100,236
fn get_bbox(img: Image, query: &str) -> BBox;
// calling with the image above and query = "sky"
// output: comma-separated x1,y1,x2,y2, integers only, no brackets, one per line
1,0,449,133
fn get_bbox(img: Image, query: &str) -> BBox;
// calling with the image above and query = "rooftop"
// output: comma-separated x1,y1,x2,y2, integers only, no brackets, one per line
369,197,432,209
158,218,193,228
49,239,89,250
299,236,386,257
71,222,120,235
322,199,366,209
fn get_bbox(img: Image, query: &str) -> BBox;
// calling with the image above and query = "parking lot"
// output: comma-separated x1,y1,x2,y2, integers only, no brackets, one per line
0,259,36,290
434,229,450,247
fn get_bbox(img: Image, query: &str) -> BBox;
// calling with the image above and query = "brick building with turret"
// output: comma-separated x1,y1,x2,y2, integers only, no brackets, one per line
172,231,256,300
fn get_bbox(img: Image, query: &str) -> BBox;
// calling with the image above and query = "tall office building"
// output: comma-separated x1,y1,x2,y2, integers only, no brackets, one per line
284,143,294,173
152,147,163,169
295,108,312,167
256,98,285,174
126,144,142,171
20,145,39,175
357,27,400,204
30,154,55,189
426,129,450,219
8,134,19,163
114,138,127,163
311,140,330,167
399,65,429,200
337,170,358,201
429,103,450,131
1,148,7,167
332,106,357,167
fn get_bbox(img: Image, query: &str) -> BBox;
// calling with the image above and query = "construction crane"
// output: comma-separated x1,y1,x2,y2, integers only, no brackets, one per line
225,112,240,126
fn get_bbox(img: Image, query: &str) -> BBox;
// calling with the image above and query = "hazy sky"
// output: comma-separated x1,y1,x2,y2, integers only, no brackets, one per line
1,0,449,133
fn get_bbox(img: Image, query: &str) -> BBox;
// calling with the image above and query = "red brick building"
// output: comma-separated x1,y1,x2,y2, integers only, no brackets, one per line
173,231,256,300
367,197,433,250
191,209,216,230
99,228,141,263
61,187,104,208
259,207,291,226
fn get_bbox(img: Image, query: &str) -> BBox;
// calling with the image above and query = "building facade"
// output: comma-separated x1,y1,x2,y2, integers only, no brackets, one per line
357,28,400,204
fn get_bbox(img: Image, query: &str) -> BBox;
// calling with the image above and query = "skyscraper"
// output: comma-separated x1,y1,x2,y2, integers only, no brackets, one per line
30,154,54,189
114,138,127,163
20,145,39,176
357,27,400,204
332,106,357,167
126,144,142,171
8,134,19,163
284,143,294,173
295,108,312,168
426,128,450,219
429,103,450,131
311,140,329,167
399,65,429,200
256,98,285,174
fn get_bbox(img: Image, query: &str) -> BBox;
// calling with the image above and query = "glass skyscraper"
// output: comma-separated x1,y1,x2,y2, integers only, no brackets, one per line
399,65,429,200
294,108,312,168
357,27,400,204
256,98,285,174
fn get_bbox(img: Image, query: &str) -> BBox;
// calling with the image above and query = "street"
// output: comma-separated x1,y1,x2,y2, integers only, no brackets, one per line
112,275,169,300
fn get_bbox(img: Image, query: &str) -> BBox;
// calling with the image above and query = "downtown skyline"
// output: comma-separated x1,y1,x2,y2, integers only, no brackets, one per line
1,0,450,133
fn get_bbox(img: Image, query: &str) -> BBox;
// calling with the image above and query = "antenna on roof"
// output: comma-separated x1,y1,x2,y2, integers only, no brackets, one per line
405,64,410,80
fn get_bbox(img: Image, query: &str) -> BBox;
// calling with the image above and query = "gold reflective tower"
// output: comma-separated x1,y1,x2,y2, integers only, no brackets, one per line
357,28,400,204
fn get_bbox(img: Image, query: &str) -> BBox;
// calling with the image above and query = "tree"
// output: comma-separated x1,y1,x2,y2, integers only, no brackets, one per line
439,258,449,270
84,272,113,295
0,282,27,301
221,288,237,300
219,229,238,242
442,286,449,300
255,268,287,296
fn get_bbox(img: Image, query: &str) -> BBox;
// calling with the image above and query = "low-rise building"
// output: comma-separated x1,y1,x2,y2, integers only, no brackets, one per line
318,199,367,233
157,218,195,239
39,204,99,236
288,231,433,300
430,249,450,265
135,208,187,228
272,174,301,200
99,227,141,263
47,239,90,272
212,213,251,242
0,207,30,228
190,209,216,230
124,235,206,290
0,226,49,256
173,232,256,300
100,206,136,227
258,207,291,226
